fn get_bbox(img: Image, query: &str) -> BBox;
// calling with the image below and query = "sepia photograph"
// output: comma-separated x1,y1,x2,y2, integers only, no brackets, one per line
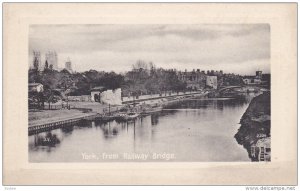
3,2,297,186
28,24,271,162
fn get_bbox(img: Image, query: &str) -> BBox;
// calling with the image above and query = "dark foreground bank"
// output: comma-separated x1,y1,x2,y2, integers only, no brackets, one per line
235,92,271,161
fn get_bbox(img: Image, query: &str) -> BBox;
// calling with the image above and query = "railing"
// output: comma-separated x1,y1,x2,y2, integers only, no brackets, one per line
42,104,76,110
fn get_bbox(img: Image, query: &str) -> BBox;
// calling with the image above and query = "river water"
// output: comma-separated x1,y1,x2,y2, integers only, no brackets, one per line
29,94,256,162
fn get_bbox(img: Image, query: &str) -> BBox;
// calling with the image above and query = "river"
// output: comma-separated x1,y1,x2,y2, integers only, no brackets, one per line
29,94,258,162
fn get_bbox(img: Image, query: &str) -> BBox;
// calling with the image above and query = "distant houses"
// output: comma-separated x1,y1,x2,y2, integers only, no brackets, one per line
243,71,263,85
177,69,205,90
177,69,227,90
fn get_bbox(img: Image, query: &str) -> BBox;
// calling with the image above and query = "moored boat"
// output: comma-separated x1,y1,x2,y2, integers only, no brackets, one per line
141,105,163,115
123,112,140,120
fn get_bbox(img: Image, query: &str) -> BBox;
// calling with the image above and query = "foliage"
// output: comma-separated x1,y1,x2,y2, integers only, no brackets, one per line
43,89,62,109
28,91,44,109
28,60,245,101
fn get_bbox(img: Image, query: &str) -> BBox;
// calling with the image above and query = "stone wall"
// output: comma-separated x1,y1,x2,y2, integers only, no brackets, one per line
100,88,122,105
91,88,122,105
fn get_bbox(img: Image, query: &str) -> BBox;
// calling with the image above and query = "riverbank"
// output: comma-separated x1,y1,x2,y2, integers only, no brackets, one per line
122,91,208,105
29,109,97,127
234,92,271,161
28,91,209,132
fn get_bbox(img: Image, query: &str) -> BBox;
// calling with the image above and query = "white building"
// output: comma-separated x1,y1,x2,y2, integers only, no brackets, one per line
206,76,218,89
91,87,122,105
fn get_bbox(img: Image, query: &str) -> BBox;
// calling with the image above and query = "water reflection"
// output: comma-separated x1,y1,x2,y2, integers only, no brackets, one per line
164,97,248,110
61,126,74,135
33,132,60,147
99,121,120,139
150,114,159,126
29,94,259,162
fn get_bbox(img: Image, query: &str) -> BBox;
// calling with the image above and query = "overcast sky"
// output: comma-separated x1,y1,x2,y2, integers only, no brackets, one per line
29,24,270,75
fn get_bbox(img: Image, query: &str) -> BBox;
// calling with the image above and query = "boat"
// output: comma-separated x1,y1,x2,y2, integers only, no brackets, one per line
95,113,115,122
114,112,140,122
141,105,163,115
123,112,140,120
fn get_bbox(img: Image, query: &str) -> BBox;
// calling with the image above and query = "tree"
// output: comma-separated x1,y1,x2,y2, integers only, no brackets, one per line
132,60,148,70
59,75,73,90
98,72,124,90
28,91,44,109
33,57,39,70
43,89,61,110
44,60,49,70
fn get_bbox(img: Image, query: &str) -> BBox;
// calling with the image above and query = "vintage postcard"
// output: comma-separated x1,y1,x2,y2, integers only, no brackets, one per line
28,24,271,163
3,3,297,185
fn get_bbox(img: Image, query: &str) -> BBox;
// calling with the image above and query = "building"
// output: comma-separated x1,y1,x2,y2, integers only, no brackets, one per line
28,83,44,93
32,51,42,70
45,51,58,70
243,71,263,85
65,57,73,73
256,71,262,79
91,86,122,105
31,50,59,71
206,76,218,89
177,69,207,90
207,70,223,76
250,137,271,161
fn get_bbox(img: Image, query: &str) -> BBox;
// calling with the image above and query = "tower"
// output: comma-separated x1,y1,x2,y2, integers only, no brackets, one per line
65,57,73,73
45,51,58,70
256,71,262,79
33,51,41,70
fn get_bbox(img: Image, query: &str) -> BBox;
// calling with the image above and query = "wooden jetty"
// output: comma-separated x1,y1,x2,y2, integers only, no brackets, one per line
28,113,100,135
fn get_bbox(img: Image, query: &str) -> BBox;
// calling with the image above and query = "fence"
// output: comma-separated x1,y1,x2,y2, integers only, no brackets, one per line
67,95,91,102
42,104,76,110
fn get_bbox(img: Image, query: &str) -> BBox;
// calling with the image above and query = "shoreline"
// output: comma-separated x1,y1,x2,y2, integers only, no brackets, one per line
234,92,271,162
28,91,210,135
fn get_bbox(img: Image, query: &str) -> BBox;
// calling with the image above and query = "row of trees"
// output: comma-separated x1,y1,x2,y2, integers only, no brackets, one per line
122,60,187,97
29,60,246,109
29,66,125,109
29,60,188,98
